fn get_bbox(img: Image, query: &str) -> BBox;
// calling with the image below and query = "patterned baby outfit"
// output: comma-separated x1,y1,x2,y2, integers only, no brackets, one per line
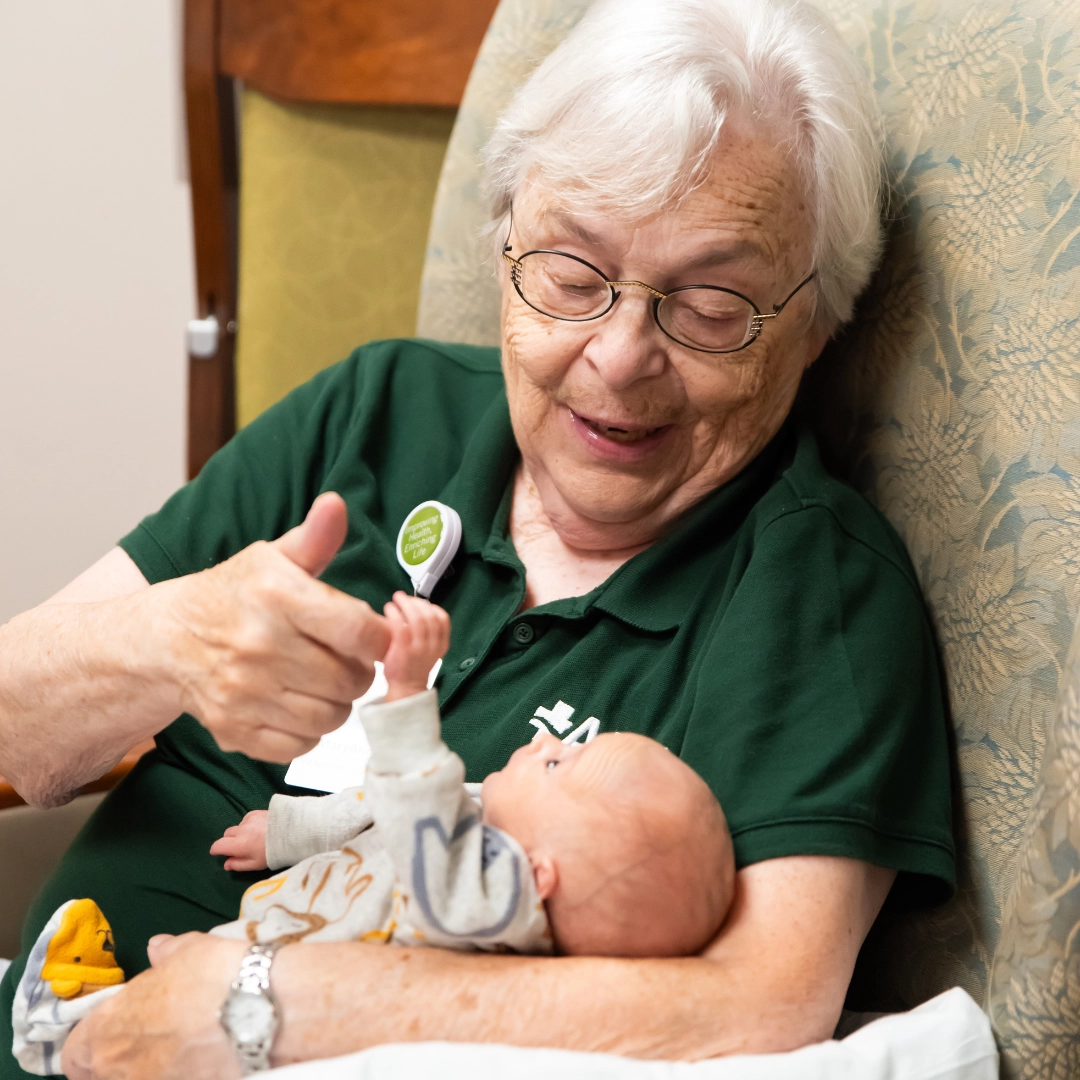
211,690,552,953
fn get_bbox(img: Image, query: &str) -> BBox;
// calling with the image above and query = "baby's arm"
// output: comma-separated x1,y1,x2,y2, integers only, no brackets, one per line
365,695,550,952
365,595,547,950
211,789,375,871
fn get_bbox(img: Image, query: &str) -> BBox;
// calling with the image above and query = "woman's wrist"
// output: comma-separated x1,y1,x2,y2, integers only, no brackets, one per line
128,575,206,719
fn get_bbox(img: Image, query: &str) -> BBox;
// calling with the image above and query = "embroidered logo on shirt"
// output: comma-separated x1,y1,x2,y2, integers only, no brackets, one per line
528,700,600,745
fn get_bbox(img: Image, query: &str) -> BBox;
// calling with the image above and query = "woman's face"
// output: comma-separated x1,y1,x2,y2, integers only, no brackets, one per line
500,121,828,551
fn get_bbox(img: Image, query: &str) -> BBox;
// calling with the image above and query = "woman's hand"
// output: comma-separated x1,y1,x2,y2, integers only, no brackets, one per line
211,809,270,871
152,492,392,763
0,492,393,806
62,933,247,1080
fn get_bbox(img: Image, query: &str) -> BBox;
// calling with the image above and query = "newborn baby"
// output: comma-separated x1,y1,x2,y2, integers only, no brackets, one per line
208,593,733,957
13,594,732,1074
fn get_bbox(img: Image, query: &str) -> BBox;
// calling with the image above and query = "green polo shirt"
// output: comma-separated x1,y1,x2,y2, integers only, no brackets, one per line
0,337,954,1078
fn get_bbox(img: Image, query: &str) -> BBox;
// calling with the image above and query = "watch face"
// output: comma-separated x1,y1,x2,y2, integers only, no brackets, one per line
221,989,276,1046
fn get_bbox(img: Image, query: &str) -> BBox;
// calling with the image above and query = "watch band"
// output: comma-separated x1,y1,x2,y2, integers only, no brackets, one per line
235,942,278,995
221,942,280,1074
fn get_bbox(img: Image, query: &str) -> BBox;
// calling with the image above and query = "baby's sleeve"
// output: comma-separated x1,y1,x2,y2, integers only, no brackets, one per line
361,691,551,954
265,788,375,870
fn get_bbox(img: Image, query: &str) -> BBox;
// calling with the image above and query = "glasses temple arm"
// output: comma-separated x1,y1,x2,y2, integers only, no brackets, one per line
772,271,817,314
502,202,514,253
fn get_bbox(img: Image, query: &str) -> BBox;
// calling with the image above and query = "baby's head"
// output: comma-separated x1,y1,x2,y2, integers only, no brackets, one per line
481,731,733,957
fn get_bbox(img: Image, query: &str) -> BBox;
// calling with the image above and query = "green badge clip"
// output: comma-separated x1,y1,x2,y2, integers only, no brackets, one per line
396,501,462,598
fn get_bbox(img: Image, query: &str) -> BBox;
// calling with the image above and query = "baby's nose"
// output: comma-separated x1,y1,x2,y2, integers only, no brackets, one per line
526,730,562,753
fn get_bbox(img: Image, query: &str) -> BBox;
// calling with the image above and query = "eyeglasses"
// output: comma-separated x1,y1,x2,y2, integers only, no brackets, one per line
501,232,815,355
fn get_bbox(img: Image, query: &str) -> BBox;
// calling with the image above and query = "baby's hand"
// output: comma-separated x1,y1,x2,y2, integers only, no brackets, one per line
382,591,450,702
210,809,269,871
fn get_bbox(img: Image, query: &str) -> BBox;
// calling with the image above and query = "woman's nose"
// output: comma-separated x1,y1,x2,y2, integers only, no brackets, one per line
582,292,668,388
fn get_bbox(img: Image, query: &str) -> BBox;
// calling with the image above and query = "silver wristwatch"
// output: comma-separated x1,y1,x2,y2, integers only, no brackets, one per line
219,943,281,1074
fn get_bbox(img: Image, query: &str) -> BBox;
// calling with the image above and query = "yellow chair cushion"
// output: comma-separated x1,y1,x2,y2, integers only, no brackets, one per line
236,90,456,426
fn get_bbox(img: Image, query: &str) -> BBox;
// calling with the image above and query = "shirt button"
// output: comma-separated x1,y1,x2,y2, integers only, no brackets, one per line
512,622,535,645
458,657,476,671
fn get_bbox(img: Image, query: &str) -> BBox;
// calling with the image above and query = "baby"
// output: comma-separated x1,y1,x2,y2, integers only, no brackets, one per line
13,594,733,1074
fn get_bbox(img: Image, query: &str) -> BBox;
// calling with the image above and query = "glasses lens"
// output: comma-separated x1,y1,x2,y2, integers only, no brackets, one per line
516,252,611,320
658,289,756,352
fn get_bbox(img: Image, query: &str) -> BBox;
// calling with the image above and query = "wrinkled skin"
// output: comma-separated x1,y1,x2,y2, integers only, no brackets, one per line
63,934,246,1080
502,119,828,563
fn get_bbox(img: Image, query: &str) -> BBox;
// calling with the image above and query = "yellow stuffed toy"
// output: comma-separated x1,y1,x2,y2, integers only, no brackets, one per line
39,898,125,999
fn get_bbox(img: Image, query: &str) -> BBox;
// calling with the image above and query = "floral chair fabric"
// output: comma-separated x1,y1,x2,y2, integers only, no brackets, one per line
417,1,1080,1075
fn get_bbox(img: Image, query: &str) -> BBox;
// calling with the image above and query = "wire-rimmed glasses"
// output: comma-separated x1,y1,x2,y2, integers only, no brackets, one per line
501,243,815,355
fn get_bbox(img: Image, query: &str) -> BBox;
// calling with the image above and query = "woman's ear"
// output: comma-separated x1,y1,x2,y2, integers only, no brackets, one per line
529,852,559,899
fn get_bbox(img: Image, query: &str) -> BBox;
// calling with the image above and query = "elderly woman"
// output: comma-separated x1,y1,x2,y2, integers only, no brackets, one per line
0,0,953,1074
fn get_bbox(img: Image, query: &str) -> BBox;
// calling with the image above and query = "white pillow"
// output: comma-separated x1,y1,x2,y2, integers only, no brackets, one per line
265,986,997,1080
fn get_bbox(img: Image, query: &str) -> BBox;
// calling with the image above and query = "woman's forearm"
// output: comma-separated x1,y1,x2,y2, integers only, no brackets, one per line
0,583,181,807
272,946,816,1062
268,857,881,1065
271,944,822,1064
2,500,395,807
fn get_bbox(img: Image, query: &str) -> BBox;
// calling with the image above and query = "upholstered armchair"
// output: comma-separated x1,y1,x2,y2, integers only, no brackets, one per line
418,1,1080,1075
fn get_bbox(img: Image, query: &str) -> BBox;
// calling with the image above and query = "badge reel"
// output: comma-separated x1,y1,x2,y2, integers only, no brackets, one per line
396,500,462,598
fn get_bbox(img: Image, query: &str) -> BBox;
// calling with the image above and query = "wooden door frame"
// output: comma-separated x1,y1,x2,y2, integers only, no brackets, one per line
184,0,239,479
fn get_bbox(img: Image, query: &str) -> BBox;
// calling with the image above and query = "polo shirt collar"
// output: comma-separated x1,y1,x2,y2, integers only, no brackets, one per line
592,424,795,632
438,389,796,634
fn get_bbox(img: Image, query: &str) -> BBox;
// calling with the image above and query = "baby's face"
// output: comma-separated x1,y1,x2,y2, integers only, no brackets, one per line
481,731,590,847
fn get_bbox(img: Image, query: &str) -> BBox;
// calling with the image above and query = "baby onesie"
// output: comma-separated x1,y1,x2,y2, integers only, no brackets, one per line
211,690,552,953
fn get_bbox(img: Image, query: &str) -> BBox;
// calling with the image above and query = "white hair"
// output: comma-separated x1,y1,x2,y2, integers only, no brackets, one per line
482,0,885,331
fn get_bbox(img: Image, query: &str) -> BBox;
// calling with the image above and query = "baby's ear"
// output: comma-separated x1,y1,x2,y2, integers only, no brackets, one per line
529,852,558,900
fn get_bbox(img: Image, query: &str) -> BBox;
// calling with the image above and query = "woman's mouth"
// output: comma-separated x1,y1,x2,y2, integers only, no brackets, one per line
584,419,660,443
567,408,673,461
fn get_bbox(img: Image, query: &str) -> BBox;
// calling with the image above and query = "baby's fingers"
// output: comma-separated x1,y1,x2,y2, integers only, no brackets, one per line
396,595,448,650
431,604,451,655
209,835,241,856
392,592,430,621
223,856,265,872
384,600,411,638
420,602,450,658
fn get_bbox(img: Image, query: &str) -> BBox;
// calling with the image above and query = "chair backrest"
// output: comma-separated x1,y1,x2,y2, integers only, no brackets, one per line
419,1,1080,1071
234,94,456,426
184,0,497,469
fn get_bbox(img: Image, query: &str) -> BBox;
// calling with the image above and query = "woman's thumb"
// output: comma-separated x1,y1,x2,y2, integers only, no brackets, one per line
275,492,349,577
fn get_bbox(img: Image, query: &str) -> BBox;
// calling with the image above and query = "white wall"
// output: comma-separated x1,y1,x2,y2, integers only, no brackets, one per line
0,0,193,623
